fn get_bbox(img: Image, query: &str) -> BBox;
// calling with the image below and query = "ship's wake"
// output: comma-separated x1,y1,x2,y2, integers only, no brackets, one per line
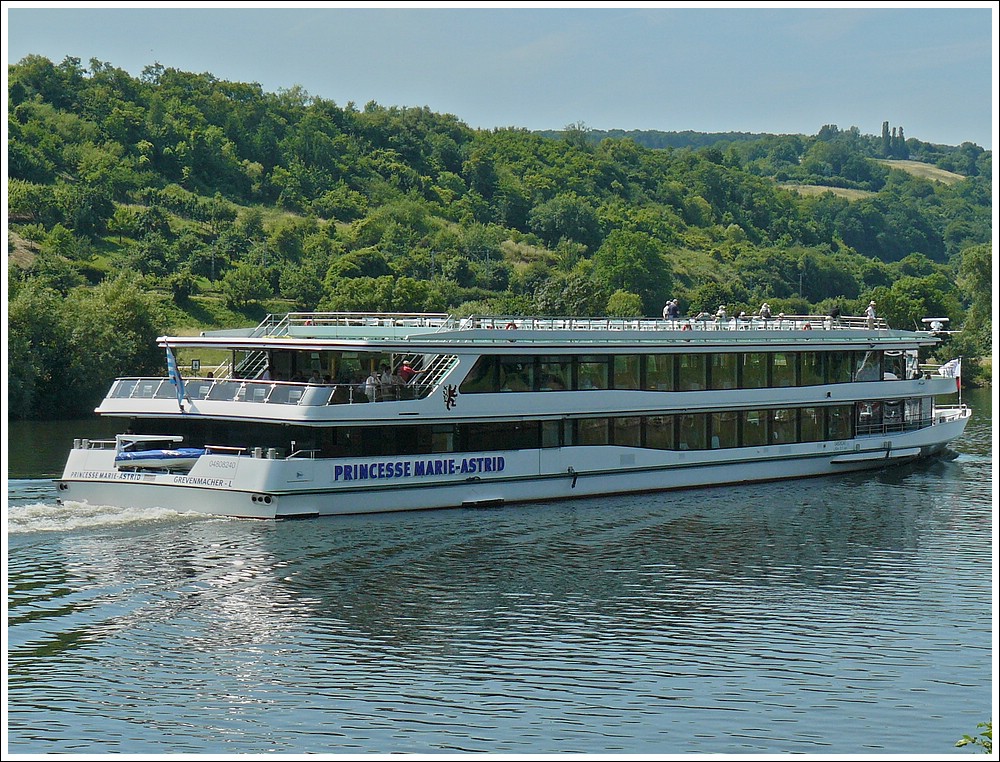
6,499,207,534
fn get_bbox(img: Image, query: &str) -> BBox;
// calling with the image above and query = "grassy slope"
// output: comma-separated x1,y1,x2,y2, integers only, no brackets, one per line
876,159,965,185
779,159,965,200
778,184,873,200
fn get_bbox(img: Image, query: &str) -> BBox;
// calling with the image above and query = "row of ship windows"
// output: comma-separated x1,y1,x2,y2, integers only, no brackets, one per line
132,398,929,459
459,349,915,394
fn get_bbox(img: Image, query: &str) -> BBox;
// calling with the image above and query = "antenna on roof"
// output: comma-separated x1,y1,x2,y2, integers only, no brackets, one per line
920,317,953,335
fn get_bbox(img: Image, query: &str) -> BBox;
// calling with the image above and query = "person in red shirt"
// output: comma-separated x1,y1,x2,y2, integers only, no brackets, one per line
398,361,424,384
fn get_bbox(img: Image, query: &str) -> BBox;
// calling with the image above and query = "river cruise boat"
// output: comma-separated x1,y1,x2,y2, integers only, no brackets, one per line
56,311,970,519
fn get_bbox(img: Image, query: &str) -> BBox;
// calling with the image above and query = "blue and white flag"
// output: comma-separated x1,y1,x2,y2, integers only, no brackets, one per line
166,345,186,407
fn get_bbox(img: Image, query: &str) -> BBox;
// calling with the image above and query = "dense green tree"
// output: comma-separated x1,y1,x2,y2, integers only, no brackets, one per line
63,275,167,414
869,273,962,331
28,248,87,295
221,260,272,308
533,263,609,316
280,263,325,310
606,289,644,317
8,275,166,418
7,281,70,419
528,192,602,250
593,229,672,314
325,247,392,282
7,179,61,227
951,242,992,374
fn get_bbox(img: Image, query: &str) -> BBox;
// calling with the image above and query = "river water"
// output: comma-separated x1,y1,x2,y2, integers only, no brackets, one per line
5,388,994,755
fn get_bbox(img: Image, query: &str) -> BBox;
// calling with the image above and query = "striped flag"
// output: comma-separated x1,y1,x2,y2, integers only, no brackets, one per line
166,345,186,408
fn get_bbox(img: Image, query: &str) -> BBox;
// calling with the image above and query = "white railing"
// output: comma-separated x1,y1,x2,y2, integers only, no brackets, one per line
462,314,888,332
248,311,891,336
255,311,456,336
106,377,440,407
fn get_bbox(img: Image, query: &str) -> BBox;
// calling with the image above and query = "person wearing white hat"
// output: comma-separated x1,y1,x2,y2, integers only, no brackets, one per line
866,300,877,329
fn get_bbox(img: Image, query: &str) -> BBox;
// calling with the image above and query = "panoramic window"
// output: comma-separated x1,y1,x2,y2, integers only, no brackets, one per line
578,356,609,390
677,413,707,450
855,351,881,382
432,424,455,453
827,352,853,384
827,405,854,440
741,353,768,388
541,420,562,448
677,353,707,391
460,356,498,393
644,415,674,449
904,398,924,424
771,408,797,443
613,355,641,390
644,355,674,391
499,357,533,392
538,356,572,391
710,353,738,390
771,353,797,388
883,400,903,428
884,351,907,380
800,407,823,442
613,417,642,447
742,409,769,446
800,352,825,386
857,400,882,432
578,417,609,445
711,411,739,449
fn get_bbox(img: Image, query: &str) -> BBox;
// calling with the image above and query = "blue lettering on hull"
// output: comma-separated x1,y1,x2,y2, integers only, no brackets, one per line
334,456,505,482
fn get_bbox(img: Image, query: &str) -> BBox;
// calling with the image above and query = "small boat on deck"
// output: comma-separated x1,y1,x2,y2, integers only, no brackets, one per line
113,435,205,470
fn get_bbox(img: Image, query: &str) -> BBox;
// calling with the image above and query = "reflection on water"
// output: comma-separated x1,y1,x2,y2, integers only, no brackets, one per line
5,388,993,754
8,417,123,478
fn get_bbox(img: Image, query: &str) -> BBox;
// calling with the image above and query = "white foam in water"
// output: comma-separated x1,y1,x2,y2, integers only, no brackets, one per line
6,500,207,534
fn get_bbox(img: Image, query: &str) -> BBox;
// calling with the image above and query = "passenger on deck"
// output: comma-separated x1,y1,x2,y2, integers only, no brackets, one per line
364,369,380,403
379,364,400,400
398,360,425,384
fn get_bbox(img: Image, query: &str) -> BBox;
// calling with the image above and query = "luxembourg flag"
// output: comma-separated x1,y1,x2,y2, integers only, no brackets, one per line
166,345,186,408
938,358,962,391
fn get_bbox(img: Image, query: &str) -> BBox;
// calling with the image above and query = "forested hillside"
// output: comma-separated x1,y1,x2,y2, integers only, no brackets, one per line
7,55,993,419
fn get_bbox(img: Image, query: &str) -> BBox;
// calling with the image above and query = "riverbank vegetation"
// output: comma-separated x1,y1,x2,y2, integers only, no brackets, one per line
7,55,992,419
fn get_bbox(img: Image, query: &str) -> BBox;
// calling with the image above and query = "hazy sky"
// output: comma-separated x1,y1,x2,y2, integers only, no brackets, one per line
4,3,997,150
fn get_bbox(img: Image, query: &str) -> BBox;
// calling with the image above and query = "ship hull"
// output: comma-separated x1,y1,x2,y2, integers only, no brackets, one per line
56,410,970,519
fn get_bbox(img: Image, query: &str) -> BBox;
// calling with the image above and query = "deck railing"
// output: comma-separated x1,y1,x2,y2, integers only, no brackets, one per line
106,377,440,407
463,314,889,332
252,311,456,337
246,311,891,336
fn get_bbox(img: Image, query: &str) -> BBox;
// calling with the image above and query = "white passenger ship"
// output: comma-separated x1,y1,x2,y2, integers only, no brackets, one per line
56,311,970,519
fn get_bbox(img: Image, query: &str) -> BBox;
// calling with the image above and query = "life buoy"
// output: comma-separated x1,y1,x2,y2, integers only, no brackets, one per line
802,323,812,330
505,322,518,330
681,324,692,331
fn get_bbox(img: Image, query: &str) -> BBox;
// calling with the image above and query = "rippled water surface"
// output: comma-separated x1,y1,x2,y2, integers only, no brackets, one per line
6,389,994,754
